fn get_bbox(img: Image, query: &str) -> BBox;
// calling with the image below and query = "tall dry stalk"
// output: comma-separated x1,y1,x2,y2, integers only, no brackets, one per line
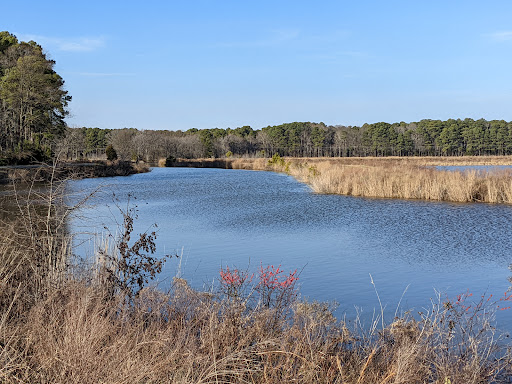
281,160,512,204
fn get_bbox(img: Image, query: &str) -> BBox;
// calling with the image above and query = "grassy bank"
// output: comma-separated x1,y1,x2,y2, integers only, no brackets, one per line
1,174,511,383
0,160,149,185
168,156,512,204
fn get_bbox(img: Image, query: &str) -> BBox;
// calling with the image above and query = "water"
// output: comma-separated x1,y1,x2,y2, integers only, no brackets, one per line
436,165,512,172
68,167,512,330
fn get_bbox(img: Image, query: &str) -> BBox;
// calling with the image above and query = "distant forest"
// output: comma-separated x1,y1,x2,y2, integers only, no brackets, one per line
69,118,512,163
4,31,512,165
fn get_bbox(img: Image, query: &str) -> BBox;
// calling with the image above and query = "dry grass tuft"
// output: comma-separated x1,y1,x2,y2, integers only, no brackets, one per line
1,274,510,383
295,163,512,203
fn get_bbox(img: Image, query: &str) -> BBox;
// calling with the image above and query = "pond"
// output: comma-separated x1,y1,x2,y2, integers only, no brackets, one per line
68,167,512,330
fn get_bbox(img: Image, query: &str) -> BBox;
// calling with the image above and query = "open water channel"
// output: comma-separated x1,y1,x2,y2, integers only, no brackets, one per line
68,167,512,330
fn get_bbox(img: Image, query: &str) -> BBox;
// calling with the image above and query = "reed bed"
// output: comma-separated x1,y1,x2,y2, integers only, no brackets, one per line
223,155,512,169
291,163,512,203
1,241,511,383
2,280,511,383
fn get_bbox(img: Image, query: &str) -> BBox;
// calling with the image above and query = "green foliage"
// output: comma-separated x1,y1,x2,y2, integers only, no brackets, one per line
0,31,70,163
0,31,17,50
232,125,256,138
85,127,108,152
32,117,512,162
199,129,214,157
225,150,233,158
105,144,118,161
268,153,285,166
165,155,176,166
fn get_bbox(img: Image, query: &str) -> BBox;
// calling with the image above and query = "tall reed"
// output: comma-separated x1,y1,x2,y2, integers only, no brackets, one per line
290,163,512,203
1,269,510,383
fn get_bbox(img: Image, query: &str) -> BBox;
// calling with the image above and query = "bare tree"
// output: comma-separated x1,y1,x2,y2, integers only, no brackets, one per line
107,129,137,161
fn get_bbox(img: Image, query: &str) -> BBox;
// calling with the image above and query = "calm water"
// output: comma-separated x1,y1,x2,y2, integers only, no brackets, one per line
68,168,512,330
437,165,512,172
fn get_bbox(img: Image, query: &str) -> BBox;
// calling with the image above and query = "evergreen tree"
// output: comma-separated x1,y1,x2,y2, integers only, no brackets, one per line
0,31,70,159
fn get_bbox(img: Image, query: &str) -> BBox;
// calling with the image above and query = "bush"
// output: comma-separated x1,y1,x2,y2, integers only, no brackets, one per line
106,145,118,161
165,155,176,167
267,153,285,166
96,194,172,302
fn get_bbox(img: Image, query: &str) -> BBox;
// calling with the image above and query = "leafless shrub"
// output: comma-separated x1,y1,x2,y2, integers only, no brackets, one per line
95,193,173,303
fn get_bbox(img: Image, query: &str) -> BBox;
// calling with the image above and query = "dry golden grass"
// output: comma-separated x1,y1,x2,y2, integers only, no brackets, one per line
212,155,512,169
292,163,512,203
280,155,512,167
1,269,510,383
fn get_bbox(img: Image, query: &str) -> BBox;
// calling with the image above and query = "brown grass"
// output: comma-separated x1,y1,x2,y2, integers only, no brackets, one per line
294,163,512,203
1,255,510,383
171,155,512,169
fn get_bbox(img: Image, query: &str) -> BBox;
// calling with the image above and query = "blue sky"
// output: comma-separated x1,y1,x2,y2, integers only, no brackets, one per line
3,1,512,130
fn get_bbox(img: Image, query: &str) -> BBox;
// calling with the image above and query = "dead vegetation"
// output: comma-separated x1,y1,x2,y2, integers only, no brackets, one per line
0,160,149,185
292,162,512,203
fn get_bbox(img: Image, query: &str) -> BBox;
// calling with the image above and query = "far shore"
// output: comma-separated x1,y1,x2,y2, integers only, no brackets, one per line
0,160,149,185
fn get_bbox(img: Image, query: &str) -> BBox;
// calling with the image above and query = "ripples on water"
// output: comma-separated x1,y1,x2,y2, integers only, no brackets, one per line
68,168,512,330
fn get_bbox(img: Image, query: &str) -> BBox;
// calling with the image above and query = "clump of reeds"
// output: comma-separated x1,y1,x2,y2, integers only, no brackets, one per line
249,156,512,204
291,162,512,203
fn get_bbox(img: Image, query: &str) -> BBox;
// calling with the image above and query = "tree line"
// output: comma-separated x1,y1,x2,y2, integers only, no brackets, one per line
69,118,512,163
4,31,512,165
0,31,71,164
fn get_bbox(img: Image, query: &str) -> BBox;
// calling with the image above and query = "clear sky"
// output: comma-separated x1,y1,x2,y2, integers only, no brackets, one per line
3,1,512,130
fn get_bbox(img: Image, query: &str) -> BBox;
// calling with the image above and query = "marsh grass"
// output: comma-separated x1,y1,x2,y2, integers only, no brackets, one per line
297,164,512,203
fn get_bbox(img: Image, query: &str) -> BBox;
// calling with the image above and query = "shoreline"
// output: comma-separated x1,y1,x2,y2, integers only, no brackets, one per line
0,160,149,185
166,155,512,169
